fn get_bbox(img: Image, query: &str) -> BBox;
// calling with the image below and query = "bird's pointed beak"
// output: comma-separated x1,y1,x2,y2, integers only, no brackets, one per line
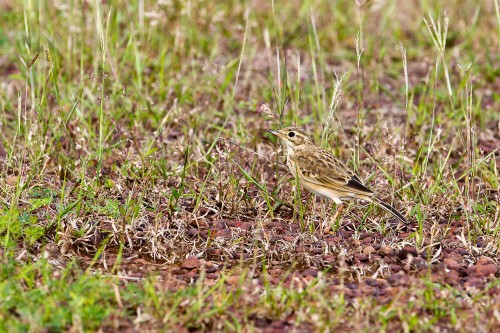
266,130,279,136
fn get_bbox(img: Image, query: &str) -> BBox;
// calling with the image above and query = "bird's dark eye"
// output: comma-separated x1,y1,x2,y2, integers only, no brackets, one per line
288,131,295,138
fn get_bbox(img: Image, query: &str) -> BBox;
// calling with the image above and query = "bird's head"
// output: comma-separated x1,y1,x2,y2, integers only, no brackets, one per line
267,127,311,150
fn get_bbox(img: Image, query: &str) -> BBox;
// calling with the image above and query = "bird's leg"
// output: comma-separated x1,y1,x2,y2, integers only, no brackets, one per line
324,203,344,233
332,203,345,221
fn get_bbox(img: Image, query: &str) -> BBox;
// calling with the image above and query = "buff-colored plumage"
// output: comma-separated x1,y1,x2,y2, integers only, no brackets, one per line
268,126,408,224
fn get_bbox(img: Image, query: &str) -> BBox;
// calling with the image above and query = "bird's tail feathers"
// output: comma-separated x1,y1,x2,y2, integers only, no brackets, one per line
372,197,409,224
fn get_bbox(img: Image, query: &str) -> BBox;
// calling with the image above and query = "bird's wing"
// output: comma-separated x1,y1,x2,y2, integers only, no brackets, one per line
294,150,374,196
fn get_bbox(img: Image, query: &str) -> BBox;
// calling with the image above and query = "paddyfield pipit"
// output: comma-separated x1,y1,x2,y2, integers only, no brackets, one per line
267,127,408,227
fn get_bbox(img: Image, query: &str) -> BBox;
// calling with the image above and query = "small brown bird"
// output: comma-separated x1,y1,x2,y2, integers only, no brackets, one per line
267,127,408,227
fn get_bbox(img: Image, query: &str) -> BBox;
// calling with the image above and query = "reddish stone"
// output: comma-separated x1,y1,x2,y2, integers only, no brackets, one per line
445,251,461,260
303,275,315,283
466,265,477,276
387,272,408,287
338,230,354,238
212,219,227,229
363,246,376,256
379,246,394,256
431,270,446,283
443,258,461,270
346,282,358,290
364,278,378,287
227,219,253,231
342,288,354,298
464,277,485,289
398,247,418,260
266,222,284,232
360,232,370,239
312,248,323,255
184,270,198,278
181,257,201,270
389,264,402,272
488,286,499,297
215,228,232,238
326,237,342,246
354,253,369,263
206,266,217,273
361,237,373,244
239,222,253,231
295,246,307,253
268,319,287,331
187,228,199,236
412,258,427,269
322,255,336,263
210,249,222,255
376,279,390,289
232,252,249,259
301,268,318,278
383,257,393,264
476,264,498,277
477,257,495,266
445,270,460,285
